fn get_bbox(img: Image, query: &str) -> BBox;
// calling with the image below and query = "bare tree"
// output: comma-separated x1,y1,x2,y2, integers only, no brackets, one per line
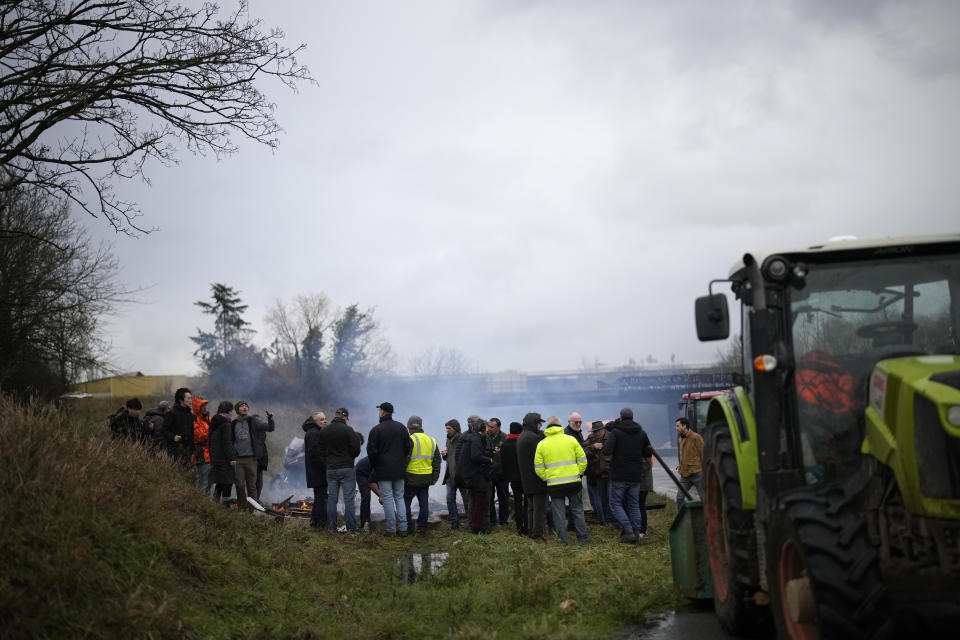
716,333,743,372
0,185,131,397
264,292,332,376
0,0,312,233
409,346,477,377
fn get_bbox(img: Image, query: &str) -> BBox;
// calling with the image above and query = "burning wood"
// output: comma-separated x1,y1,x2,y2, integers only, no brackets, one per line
271,497,313,517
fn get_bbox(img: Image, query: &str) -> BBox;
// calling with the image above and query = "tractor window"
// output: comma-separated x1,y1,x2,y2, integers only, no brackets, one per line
788,254,960,480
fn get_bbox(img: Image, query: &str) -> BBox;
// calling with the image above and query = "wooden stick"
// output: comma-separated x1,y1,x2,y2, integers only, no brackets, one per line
651,446,693,500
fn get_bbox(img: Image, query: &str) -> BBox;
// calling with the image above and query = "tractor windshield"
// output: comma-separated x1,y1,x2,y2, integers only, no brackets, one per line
788,254,960,479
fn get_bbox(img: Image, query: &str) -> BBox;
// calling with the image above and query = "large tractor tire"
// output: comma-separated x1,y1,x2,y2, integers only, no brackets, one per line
702,421,770,636
768,486,893,640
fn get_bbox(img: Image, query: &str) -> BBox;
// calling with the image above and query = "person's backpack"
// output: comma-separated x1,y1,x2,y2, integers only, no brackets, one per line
108,407,128,440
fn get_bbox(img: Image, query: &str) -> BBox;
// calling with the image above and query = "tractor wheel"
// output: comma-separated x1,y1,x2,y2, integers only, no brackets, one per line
768,486,892,640
702,421,770,636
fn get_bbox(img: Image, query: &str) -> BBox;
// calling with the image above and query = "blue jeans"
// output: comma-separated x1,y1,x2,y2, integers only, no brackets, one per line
611,481,645,535
549,487,589,545
380,478,407,533
404,484,430,532
587,477,613,523
445,482,469,528
677,473,702,509
326,467,357,532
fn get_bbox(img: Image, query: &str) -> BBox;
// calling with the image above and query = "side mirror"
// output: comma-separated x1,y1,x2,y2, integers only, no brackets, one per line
695,294,729,341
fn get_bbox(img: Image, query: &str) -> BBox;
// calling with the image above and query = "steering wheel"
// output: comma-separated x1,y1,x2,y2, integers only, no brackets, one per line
855,320,918,341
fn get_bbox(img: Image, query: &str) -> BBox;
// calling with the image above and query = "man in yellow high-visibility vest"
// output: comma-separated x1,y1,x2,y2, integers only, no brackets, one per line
534,416,589,545
404,415,441,537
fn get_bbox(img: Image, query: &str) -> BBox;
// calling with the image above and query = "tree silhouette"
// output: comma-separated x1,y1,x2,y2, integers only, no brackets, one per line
0,0,312,233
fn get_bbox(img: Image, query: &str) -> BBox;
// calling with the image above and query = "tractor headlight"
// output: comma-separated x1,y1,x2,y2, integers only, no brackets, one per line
948,405,960,427
754,355,777,372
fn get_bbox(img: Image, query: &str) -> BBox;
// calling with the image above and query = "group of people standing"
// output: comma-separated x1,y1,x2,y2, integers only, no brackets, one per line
439,407,664,545
109,388,275,510
301,402,439,536
112,391,704,546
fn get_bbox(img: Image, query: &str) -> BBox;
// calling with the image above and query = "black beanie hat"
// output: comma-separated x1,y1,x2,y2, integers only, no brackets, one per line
509,421,522,435
126,397,143,410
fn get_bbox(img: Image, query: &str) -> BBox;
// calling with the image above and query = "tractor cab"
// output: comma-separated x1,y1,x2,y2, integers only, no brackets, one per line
689,234,960,638
699,236,960,485
678,390,728,434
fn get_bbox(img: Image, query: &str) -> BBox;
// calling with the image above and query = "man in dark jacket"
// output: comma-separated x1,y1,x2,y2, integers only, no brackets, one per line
584,420,613,524
517,412,548,541
110,397,148,443
561,411,586,532
163,387,195,467
366,402,413,536
208,401,236,505
603,408,654,543
231,400,275,512
486,418,509,527
501,421,526,535
441,419,469,529
320,408,362,533
143,401,170,453
455,417,492,534
564,412,585,445
465,414,492,532
303,412,328,528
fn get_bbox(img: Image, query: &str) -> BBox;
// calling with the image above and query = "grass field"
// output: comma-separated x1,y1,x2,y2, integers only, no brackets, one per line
0,396,685,639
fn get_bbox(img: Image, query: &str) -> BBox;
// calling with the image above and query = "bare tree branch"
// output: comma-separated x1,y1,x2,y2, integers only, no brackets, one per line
0,0,313,234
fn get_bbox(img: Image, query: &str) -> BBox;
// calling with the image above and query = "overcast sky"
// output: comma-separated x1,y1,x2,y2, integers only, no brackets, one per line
86,0,960,377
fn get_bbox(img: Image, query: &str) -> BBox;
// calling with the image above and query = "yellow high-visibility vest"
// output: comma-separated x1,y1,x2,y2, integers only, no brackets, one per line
407,431,436,475
533,426,587,487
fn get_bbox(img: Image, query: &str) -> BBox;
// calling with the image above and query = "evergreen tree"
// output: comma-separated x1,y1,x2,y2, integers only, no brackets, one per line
191,283,253,368
329,304,392,390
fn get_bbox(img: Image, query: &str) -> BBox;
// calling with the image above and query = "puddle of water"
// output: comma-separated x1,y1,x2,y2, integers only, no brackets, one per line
394,552,449,584
612,603,723,640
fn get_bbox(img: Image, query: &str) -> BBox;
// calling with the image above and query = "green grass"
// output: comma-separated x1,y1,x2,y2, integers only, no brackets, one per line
1,396,685,639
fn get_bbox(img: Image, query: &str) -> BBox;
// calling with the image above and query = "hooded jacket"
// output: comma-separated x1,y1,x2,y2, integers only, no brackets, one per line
192,396,211,464
602,419,653,489
366,413,413,482
500,432,522,485
455,429,492,492
144,407,168,450
534,425,588,494
406,429,442,488
302,416,326,489
517,422,547,495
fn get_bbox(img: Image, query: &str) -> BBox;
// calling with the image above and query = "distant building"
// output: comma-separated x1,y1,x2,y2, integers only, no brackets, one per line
68,372,188,398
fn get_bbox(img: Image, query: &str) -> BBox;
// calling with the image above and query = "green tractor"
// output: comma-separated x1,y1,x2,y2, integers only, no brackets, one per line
691,234,960,638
